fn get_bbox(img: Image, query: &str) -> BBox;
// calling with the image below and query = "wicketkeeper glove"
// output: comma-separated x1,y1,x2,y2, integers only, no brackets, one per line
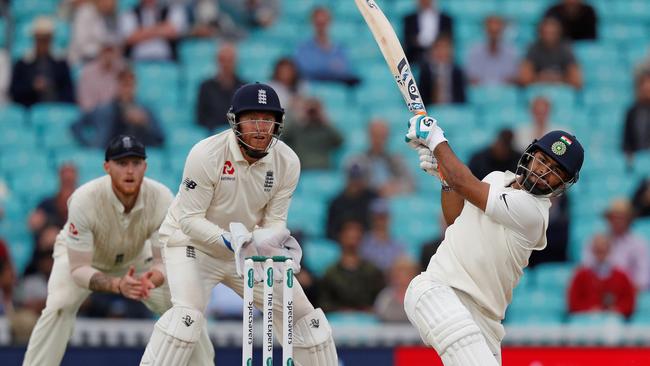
223,223,264,282
252,227,302,281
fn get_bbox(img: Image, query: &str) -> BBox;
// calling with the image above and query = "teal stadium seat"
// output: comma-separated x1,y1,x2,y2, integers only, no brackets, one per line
9,168,58,207
165,125,208,151
10,0,58,21
607,0,650,22
178,39,218,66
157,104,193,130
568,218,606,262
468,85,520,109
0,146,49,175
445,0,497,21
303,237,341,278
54,148,106,184
29,103,80,133
134,62,180,107
574,42,620,67
305,82,350,111
297,170,345,201
40,123,80,152
0,125,38,153
534,262,576,293
287,195,328,238
389,194,441,255
623,43,650,69
326,312,380,326
600,22,650,47
0,104,27,126
524,84,577,111
583,86,631,110
500,0,548,23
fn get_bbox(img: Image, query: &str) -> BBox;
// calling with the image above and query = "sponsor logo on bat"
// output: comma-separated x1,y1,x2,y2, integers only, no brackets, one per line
365,0,377,9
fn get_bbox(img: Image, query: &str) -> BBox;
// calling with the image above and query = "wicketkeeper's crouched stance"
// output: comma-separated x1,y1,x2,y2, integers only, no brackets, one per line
140,83,338,366
402,115,584,365
22,136,214,366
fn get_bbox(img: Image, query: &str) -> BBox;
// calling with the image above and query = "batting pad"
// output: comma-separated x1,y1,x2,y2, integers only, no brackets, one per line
140,306,204,366
292,308,339,366
404,274,498,366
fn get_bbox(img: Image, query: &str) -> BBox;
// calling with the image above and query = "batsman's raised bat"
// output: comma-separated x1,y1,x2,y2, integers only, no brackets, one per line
355,0,426,115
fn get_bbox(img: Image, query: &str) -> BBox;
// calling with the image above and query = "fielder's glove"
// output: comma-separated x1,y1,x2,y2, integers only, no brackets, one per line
223,223,263,282
252,227,302,281
405,115,447,151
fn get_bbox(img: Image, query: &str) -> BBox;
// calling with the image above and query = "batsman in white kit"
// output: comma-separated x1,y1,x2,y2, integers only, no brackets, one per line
403,116,584,365
140,83,338,366
22,135,214,366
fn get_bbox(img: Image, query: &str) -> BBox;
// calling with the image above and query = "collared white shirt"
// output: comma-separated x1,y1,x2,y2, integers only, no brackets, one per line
119,5,187,61
417,7,439,48
425,171,550,319
161,130,300,258
56,175,173,271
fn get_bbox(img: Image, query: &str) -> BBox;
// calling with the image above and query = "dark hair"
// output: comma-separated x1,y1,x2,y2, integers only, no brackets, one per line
272,57,301,91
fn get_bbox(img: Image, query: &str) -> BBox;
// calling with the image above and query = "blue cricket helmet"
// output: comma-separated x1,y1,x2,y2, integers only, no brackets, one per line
516,130,584,197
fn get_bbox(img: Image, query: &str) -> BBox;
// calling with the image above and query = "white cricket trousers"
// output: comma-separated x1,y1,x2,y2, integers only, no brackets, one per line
163,245,315,343
22,249,213,366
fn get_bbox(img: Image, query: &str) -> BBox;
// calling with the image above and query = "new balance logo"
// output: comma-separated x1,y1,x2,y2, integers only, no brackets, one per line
183,178,197,190
182,315,194,327
309,319,320,328
186,246,196,259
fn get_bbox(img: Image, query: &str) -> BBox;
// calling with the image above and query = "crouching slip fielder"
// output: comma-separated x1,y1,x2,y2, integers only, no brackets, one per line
403,116,583,366
23,135,214,366
140,83,338,366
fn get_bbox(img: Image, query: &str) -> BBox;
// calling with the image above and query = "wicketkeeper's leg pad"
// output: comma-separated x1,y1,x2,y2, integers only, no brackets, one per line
292,308,338,366
140,306,205,366
404,274,499,366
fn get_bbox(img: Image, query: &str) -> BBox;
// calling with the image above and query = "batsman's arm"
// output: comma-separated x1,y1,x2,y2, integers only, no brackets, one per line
441,189,464,226
434,142,490,212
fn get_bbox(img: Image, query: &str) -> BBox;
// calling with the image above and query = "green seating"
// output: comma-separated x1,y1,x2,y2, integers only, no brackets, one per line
287,195,328,238
303,237,341,278
29,103,80,133
297,170,345,201
534,263,576,293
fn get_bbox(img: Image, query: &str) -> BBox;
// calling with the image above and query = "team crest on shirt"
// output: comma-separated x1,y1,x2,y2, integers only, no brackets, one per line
69,223,79,236
221,161,236,181
264,171,274,192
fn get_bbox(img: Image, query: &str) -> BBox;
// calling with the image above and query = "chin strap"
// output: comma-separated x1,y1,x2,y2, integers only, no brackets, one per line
240,142,268,159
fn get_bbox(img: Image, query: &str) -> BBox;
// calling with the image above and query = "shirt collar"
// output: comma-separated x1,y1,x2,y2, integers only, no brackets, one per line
503,170,518,187
227,131,273,165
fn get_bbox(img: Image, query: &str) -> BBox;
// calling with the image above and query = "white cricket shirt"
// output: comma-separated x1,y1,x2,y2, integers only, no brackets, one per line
161,130,300,258
54,175,174,271
426,171,550,319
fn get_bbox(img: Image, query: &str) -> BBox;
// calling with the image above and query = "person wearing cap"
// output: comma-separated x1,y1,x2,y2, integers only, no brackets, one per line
76,35,126,112
72,66,165,148
582,198,649,290
22,135,214,366
140,83,339,366
403,114,584,365
10,16,75,107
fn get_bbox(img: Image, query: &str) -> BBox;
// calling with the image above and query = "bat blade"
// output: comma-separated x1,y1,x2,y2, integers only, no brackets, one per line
355,0,426,115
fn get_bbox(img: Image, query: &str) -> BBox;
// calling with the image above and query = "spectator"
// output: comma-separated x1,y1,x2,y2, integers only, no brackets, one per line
465,15,519,86
325,162,378,240
374,256,418,322
10,17,75,107
294,6,359,85
77,36,126,112
569,234,635,318
267,57,307,115
349,119,415,197
188,0,244,39
68,0,120,65
23,224,59,277
519,17,582,89
281,97,343,170
403,0,453,64
16,245,54,316
529,194,570,267
632,177,650,218
220,0,280,29
468,129,521,180
319,220,385,312
72,67,165,147
583,199,650,290
544,0,597,41
622,72,650,158
514,96,567,152
196,42,245,131
27,164,78,243
119,0,187,61
0,238,15,315
419,35,466,105
359,199,405,273
0,48,11,105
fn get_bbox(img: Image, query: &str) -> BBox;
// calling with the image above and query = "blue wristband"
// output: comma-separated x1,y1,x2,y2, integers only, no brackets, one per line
222,235,234,252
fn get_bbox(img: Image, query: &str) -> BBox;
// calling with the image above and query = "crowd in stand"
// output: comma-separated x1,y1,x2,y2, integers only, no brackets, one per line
0,0,650,343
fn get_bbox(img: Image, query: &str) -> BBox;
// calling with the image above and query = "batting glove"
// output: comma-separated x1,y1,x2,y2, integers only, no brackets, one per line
252,227,302,280
417,146,450,188
223,223,263,282
405,115,447,151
